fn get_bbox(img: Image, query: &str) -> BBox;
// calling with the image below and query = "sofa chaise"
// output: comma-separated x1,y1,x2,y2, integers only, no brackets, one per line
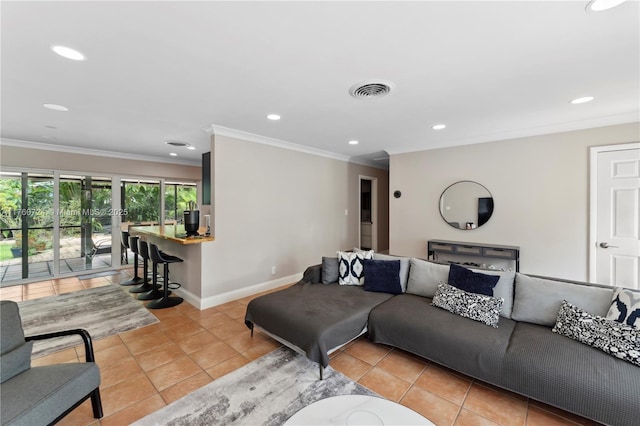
244,264,394,379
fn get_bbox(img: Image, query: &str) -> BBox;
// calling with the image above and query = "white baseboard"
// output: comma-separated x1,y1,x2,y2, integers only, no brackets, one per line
175,272,302,310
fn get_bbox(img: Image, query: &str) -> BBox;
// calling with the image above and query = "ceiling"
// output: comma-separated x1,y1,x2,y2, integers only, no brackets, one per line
1,1,639,168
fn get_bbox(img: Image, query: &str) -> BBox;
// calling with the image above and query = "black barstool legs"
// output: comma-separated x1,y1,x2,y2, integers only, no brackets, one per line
146,243,183,309
146,262,183,309
130,239,155,294
137,259,165,301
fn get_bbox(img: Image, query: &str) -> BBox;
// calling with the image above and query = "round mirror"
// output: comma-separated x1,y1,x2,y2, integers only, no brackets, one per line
439,181,494,230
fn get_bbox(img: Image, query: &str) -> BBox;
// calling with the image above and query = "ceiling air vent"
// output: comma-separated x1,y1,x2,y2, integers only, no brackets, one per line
165,140,189,147
349,80,394,99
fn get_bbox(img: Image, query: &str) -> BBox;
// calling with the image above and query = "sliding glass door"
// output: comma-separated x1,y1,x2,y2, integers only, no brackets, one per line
58,175,113,274
1,170,197,284
0,171,55,282
0,172,24,282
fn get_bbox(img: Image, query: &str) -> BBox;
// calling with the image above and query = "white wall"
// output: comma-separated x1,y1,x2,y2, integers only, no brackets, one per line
1,137,390,304
200,134,389,299
389,122,640,281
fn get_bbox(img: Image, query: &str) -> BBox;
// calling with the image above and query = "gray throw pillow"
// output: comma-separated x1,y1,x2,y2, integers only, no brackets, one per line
511,273,614,327
373,253,410,292
406,258,449,298
321,257,339,284
469,268,515,319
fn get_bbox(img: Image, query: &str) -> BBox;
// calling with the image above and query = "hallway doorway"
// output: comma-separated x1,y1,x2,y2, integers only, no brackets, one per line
359,176,378,251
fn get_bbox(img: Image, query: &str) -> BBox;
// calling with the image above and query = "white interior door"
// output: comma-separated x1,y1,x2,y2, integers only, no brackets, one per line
590,144,640,288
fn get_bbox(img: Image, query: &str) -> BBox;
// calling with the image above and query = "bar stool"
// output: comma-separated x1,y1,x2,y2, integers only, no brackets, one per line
135,239,164,300
129,239,155,294
120,230,129,264
120,235,144,286
146,243,183,309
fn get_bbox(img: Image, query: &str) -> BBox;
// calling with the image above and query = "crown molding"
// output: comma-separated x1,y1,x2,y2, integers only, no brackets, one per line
204,125,386,170
0,138,201,166
347,156,388,170
205,124,350,161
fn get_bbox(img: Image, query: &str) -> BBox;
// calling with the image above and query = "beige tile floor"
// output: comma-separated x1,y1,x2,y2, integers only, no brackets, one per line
0,271,598,426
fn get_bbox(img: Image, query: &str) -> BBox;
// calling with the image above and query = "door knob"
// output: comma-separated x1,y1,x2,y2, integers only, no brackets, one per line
599,242,619,249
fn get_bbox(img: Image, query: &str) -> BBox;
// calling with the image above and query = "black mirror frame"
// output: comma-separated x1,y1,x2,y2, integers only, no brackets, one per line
439,180,494,230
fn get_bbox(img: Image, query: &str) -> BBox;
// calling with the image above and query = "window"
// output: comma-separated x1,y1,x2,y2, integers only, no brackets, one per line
121,179,160,224
165,182,197,223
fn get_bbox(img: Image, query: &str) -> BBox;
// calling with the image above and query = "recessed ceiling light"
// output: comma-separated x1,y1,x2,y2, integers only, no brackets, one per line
432,124,447,130
348,140,359,145
169,152,178,157
50,45,86,61
187,146,196,150
570,96,595,104
586,0,626,11
43,103,68,111
266,114,281,121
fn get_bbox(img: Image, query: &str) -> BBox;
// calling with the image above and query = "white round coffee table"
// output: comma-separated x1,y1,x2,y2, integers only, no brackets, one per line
284,395,434,425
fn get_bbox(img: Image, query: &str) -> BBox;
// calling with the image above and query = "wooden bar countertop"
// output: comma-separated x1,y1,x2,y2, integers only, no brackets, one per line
130,225,215,245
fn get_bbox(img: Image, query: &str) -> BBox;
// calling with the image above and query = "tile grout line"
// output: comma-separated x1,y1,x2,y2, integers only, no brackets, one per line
104,327,173,419
450,376,474,426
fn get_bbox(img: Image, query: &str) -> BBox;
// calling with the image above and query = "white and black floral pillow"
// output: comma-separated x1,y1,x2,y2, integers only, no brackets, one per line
337,250,373,285
432,282,504,328
606,287,640,328
553,300,640,367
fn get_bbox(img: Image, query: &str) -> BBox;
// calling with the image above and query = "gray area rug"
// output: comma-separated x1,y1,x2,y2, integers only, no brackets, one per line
133,346,377,426
18,285,158,358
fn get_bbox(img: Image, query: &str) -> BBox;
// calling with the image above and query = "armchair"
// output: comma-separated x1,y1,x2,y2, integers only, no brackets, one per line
0,300,103,425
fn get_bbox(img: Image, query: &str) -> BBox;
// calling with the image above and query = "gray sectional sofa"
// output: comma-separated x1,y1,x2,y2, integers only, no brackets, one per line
245,255,639,426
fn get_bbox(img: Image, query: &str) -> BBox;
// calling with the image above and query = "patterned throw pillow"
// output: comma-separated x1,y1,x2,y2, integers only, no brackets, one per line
337,250,373,285
606,287,640,328
432,282,504,328
553,300,640,367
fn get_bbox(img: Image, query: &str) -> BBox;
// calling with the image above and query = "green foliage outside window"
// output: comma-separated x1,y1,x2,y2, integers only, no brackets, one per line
165,184,197,222
123,183,160,223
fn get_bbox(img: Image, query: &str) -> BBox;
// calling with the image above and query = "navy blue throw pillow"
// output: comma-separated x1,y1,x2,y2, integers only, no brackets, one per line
363,259,402,294
448,263,499,296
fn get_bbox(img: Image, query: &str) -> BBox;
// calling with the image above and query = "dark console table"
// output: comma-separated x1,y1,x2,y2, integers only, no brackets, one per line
427,239,520,272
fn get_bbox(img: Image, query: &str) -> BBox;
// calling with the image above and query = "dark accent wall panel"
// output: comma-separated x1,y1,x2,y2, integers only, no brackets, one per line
202,152,211,205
